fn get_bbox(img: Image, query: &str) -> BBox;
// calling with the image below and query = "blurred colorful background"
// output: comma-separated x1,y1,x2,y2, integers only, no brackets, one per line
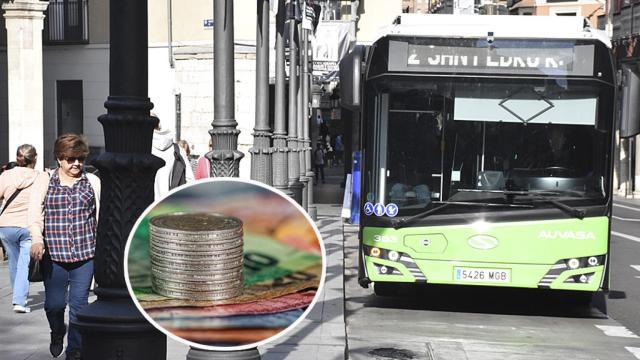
126,180,324,347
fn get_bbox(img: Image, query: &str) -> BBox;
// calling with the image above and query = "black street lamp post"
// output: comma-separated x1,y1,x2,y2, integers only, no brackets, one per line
250,0,273,184
302,26,316,219
208,0,244,177
273,0,293,197
74,0,167,358
297,27,308,210
287,0,303,203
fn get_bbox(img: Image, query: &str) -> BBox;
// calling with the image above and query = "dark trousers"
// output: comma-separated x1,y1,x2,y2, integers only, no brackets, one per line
315,164,325,182
43,257,94,356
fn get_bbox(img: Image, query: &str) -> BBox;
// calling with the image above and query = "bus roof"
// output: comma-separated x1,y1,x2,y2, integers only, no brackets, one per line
373,14,611,48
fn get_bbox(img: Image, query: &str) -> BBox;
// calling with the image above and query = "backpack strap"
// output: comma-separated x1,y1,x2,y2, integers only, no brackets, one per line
0,188,23,216
170,143,187,189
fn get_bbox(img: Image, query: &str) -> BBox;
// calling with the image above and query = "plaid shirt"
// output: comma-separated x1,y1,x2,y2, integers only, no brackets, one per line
44,170,97,263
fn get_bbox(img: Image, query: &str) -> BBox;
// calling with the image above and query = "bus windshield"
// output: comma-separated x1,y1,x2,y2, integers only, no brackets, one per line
364,77,611,215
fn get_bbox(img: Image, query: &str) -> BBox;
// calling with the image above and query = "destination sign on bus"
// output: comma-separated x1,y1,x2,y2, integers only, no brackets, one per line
388,41,594,76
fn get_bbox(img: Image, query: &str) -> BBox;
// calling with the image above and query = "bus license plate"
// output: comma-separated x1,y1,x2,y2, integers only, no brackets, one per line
454,267,511,283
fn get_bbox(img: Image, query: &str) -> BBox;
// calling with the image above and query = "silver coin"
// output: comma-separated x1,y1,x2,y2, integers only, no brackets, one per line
150,263,243,276
148,213,245,301
150,228,244,242
152,277,243,292
150,255,243,267
152,267,242,282
150,257,244,271
149,241,243,255
150,213,242,234
150,262,244,274
151,272,241,284
149,251,243,263
150,236,243,250
150,247,243,262
152,277,242,287
153,275,243,287
152,286,243,301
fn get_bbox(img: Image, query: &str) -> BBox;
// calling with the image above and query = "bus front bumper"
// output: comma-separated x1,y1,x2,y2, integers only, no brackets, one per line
363,253,605,291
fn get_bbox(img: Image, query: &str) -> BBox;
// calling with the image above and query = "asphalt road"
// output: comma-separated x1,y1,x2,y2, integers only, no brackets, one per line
603,198,640,336
344,199,640,360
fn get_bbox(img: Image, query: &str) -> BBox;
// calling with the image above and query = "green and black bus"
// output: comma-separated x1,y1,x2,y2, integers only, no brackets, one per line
339,14,638,300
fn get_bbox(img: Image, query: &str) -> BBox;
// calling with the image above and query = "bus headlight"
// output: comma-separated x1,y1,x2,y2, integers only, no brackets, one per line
370,247,381,257
587,256,598,266
567,258,580,269
388,250,399,261
380,266,388,274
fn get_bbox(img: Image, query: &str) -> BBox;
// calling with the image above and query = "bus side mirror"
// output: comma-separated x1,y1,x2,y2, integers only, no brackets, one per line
339,45,365,111
620,64,640,138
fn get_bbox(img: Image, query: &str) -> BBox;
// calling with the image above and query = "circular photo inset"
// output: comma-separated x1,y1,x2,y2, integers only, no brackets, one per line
124,178,325,350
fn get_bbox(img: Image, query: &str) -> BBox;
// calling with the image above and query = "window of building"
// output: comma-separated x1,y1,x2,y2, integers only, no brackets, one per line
44,0,89,44
314,0,340,20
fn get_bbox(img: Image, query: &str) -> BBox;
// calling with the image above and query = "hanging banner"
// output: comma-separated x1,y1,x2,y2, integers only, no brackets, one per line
302,1,312,30
312,21,351,79
453,0,474,14
269,0,279,14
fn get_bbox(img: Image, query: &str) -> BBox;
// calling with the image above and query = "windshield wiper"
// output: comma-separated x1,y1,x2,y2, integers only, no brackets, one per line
456,189,586,219
393,203,449,229
392,201,533,230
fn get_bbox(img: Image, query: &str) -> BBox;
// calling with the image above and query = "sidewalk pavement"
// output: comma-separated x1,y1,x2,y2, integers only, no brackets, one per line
614,193,640,205
0,170,349,359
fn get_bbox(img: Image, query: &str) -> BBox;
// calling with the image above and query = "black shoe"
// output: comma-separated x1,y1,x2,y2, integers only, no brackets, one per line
65,351,82,360
50,332,64,357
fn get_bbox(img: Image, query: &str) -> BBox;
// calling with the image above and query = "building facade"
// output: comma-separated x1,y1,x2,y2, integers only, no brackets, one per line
509,0,605,28
611,0,640,197
0,0,403,179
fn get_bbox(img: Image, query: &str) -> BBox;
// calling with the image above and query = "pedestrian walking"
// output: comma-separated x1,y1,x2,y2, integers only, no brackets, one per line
325,139,335,168
195,138,213,180
335,134,344,166
28,134,101,360
151,118,194,200
0,161,19,175
0,144,40,313
177,139,191,158
178,139,198,174
314,143,326,184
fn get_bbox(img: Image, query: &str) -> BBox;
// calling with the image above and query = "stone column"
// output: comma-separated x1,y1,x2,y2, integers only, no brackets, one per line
2,0,49,169
74,0,167,358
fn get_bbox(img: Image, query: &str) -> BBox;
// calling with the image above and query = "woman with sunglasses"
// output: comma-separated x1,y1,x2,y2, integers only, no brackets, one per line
28,134,100,360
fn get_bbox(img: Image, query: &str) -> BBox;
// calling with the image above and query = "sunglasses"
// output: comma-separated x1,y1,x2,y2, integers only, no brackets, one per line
63,156,87,163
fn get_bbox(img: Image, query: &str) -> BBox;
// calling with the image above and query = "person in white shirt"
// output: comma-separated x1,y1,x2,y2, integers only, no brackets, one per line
151,120,194,200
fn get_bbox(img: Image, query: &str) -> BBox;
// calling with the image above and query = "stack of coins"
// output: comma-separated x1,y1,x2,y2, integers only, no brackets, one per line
149,213,244,300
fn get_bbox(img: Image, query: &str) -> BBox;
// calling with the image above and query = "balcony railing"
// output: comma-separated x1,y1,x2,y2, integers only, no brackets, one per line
44,0,89,44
